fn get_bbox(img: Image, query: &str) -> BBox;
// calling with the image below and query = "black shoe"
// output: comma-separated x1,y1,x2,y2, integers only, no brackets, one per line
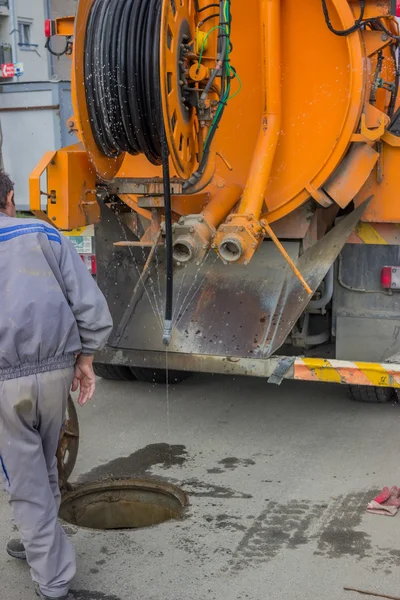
34,583,69,599
6,538,26,560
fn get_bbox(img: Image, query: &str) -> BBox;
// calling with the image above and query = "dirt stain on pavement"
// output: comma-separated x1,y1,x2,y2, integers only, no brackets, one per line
79,445,254,501
230,499,327,570
218,457,256,470
315,490,376,559
204,514,248,532
79,444,188,482
228,491,389,571
70,591,121,600
182,478,253,499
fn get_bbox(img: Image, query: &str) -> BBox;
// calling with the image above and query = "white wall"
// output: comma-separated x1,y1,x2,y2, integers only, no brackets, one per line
0,81,74,210
0,0,49,82
14,0,48,81
0,89,56,209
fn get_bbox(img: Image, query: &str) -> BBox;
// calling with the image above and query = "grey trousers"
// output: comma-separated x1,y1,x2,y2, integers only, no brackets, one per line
0,367,76,598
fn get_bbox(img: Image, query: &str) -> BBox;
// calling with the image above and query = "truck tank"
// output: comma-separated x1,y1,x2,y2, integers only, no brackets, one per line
31,1,400,395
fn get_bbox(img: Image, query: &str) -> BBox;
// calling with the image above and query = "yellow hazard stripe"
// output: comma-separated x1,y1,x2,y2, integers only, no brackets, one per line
355,222,387,245
355,362,400,388
297,359,342,384
295,358,400,388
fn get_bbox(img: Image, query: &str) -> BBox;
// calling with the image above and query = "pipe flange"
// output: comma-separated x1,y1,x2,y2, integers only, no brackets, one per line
215,215,263,265
172,215,216,265
172,236,197,264
218,235,244,263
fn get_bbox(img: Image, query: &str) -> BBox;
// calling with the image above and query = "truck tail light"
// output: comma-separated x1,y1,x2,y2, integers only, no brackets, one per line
44,19,56,38
391,0,400,16
381,266,400,289
80,254,97,276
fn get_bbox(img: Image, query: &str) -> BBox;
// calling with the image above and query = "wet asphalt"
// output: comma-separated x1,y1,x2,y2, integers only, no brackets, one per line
1,373,400,600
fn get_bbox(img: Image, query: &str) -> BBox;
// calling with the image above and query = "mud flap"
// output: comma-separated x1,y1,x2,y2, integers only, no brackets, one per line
107,200,371,359
265,198,372,356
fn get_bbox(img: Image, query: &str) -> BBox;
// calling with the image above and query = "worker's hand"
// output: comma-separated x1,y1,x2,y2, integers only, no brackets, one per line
72,354,96,406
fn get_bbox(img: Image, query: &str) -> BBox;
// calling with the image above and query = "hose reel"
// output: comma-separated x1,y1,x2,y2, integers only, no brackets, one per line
85,0,163,163
84,0,234,180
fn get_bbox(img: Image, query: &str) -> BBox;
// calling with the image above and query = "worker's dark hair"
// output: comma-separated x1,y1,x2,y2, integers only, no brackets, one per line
0,171,14,209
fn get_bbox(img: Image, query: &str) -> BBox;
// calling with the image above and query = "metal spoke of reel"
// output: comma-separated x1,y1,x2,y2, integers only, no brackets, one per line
161,0,200,178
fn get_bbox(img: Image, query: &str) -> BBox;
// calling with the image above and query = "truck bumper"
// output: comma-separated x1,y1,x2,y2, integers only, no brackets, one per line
95,346,400,389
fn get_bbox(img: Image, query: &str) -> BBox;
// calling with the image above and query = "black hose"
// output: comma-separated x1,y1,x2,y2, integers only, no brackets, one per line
198,13,219,28
85,0,174,342
161,123,174,346
45,36,72,57
374,19,400,41
321,0,365,36
200,1,228,100
194,1,219,12
117,0,140,154
106,0,130,152
85,0,162,164
85,0,114,156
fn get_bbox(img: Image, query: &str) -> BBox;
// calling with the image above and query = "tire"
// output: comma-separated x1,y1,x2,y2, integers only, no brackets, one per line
93,363,137,381
349,385,394,404
130,367,190,384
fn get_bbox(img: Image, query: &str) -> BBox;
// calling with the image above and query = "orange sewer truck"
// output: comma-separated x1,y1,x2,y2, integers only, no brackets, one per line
30,0,400,402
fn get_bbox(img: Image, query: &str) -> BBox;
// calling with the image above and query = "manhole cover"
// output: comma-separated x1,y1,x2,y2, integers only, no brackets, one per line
59,479,188,530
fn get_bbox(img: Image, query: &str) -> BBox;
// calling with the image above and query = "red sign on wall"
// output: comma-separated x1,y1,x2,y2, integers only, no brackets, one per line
1,63,15,78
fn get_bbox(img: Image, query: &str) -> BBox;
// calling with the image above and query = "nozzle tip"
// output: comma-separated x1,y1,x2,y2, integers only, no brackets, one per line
163,320,173,346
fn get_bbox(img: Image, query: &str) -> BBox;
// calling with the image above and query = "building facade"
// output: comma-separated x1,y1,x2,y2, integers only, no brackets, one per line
0,0,76,83
0,1,76,209
0,0,49,81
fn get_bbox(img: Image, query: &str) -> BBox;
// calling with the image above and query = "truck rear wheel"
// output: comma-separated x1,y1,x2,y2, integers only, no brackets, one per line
130,367,190,385
94,363,137,381
349,385,394,404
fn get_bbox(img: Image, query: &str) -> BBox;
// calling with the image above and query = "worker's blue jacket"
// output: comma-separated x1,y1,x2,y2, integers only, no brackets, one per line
0,213,113,381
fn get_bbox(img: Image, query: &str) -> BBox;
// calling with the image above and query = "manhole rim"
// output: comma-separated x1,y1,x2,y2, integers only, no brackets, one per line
59,477,189,532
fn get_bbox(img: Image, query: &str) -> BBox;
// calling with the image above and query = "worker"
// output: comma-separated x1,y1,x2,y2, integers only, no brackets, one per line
0,171,113,599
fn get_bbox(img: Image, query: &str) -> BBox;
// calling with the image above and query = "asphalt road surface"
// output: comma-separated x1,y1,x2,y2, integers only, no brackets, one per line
1,374,400,600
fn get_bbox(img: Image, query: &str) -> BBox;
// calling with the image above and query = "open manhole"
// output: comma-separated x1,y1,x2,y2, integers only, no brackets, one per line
59,479,188,530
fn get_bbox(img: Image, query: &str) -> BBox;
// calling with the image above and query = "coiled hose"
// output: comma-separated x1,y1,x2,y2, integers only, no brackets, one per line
85,0,162,164
85,0,174,343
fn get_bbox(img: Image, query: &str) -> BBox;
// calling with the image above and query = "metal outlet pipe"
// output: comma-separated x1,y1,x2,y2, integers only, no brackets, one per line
202,184,242,228
304,330,331,347
236,0,281,218
172,184,242,264
308,266,334,311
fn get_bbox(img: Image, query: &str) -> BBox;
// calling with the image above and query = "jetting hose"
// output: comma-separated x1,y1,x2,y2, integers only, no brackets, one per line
85,0,173,342
85,0,162,163
161,123,173,346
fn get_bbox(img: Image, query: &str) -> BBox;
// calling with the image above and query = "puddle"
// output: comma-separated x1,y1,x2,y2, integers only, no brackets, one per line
59,478,188,531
